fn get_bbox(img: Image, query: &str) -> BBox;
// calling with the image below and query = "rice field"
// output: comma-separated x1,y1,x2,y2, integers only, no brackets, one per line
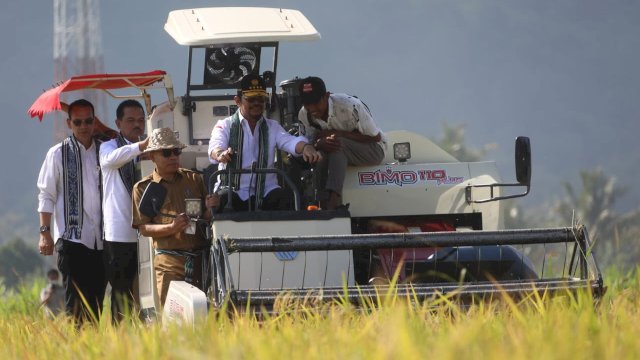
1,269,639,360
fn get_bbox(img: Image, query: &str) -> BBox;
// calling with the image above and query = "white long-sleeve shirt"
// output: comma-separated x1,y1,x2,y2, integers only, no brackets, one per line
37,140,103,250
100,137,142,243
208,113,307,200
298,93,387,148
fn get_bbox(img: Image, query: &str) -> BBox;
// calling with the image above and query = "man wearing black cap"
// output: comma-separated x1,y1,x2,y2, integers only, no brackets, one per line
298,76,386,209
208,74,322,211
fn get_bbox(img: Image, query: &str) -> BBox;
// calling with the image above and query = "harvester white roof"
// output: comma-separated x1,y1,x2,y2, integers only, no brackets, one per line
165,7,321,46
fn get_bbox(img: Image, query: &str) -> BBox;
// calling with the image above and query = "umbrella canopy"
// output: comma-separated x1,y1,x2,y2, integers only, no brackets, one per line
28,70,167,121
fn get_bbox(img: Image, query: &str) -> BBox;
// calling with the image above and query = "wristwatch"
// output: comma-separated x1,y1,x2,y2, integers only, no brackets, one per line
39,225,51,233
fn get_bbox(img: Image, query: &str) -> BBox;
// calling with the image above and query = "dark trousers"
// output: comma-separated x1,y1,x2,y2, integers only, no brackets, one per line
103,241,138,323
56,239,106,323
216,187,293,212
316,139,385,195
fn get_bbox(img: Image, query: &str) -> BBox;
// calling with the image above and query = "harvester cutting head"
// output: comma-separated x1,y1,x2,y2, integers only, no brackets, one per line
209,216,604,309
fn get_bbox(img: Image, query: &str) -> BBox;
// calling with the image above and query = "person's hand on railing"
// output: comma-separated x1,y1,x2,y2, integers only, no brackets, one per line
205,194,220,212
213,147,234,163
301,143,322,163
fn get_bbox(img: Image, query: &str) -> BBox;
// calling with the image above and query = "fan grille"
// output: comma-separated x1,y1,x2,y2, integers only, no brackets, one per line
204,47,259,87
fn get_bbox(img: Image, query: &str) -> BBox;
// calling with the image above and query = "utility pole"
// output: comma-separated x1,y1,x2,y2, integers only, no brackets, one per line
52,0,106,142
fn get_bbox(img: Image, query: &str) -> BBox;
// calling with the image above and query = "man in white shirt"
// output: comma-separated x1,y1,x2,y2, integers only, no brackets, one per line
298,76,386,209
208,74,322,211
100,99,148,323
37,99,106,323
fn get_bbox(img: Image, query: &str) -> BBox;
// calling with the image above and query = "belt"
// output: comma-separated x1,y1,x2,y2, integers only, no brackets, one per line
155,248,206,284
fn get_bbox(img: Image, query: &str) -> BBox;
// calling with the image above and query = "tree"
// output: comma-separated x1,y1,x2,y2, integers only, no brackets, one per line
0,238,45,289
554,168,624,241
434,123,496,162
551,168,640,270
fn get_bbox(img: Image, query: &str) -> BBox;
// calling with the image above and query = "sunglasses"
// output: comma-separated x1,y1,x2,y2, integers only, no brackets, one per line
161,148,182,157
71,118,94,127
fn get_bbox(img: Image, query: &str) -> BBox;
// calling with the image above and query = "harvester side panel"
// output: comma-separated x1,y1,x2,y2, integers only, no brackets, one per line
137,235,158,312
213,215,355,290
189,97,236,143
342,162,498,220
381,130,458,164
466,173,503,230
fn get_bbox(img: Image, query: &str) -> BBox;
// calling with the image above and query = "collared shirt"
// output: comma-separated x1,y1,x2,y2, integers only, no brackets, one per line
298,93,387,148
100,136,142,243
131,168,208,251
208,112,307,200
37,139,103,250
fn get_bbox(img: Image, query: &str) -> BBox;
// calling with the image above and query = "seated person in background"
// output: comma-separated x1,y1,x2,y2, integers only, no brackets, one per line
208,74,321,212
40,268,65,318
298,76,386,209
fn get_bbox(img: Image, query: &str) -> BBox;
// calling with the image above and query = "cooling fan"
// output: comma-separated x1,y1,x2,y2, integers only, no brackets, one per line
203,47,260,87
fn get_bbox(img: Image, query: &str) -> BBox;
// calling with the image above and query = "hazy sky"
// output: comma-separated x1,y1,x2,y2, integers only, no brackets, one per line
1,0,639,241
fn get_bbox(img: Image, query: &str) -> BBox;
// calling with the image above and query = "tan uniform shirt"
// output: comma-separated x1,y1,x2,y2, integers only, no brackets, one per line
132,168,209,250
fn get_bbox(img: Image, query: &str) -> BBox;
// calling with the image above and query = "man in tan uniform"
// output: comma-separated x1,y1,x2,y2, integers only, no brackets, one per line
132,128,217,306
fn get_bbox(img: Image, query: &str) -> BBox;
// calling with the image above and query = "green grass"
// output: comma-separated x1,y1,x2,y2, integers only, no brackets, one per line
1,270,639,359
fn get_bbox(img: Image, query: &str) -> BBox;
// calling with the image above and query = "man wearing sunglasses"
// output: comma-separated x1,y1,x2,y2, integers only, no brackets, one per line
99,99,148,323
37,99,107,323
208,74,322,212
131,128,217,306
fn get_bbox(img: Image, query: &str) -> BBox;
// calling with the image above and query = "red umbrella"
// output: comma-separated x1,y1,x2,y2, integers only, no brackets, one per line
28,70,167,120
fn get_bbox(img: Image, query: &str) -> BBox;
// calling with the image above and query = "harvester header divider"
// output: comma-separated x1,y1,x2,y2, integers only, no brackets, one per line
231,278,600,305
225,227,584,253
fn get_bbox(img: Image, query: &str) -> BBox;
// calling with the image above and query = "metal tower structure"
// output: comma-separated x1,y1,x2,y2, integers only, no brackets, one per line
53,0,106,142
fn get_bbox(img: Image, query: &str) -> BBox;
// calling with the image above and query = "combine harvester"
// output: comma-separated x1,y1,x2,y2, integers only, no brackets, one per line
29,7,604,324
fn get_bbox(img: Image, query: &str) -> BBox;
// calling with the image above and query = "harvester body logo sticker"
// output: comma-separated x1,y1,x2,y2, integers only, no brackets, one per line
358,167,464,187
168,299,184,316
275,251,298,261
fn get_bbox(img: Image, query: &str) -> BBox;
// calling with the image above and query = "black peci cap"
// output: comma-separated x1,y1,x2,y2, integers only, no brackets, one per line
299,76,327,105
239,74,268,97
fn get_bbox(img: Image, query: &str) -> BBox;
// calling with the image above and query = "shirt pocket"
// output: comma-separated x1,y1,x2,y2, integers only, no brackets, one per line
155,197,175,224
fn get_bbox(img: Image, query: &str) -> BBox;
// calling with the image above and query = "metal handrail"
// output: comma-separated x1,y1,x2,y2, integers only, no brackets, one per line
225,227,583,252
208,165,301,211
